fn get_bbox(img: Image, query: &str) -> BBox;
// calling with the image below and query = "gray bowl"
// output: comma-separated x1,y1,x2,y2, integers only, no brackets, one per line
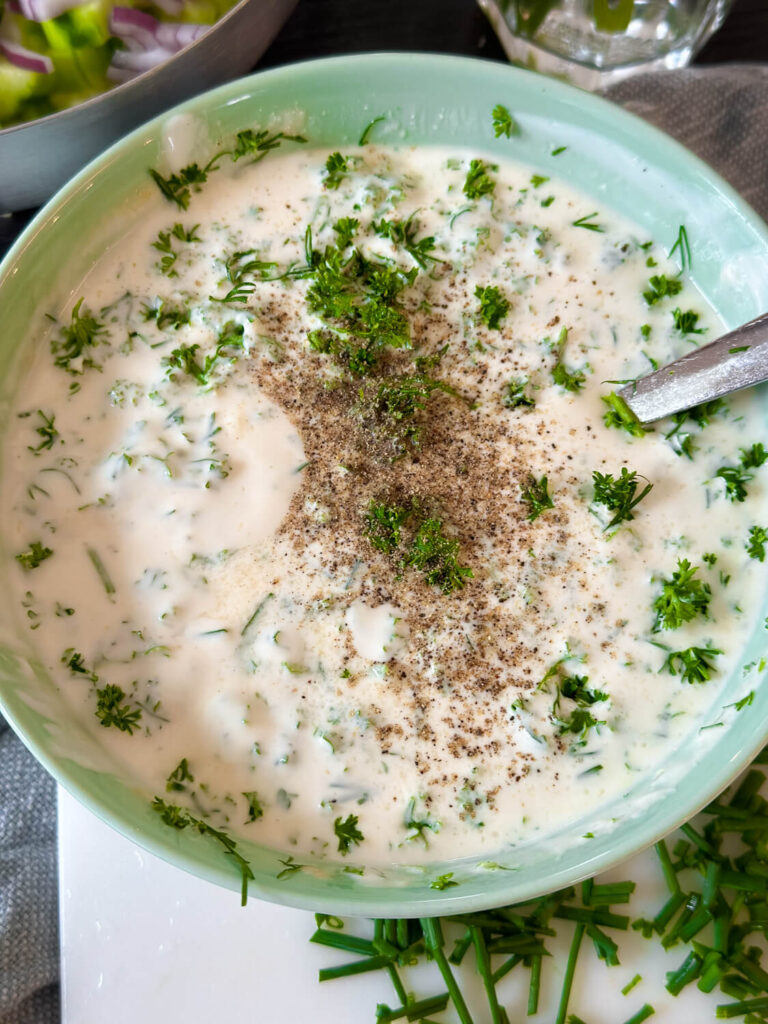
0,0,297,212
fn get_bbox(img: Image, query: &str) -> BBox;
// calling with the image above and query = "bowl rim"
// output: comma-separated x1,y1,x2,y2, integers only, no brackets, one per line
2,51,768,916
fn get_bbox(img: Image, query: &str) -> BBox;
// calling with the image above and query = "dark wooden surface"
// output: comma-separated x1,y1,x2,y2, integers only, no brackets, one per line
2,0,766,255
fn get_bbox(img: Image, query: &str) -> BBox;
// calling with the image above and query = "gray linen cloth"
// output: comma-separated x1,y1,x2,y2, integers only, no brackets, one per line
0,63,767,1024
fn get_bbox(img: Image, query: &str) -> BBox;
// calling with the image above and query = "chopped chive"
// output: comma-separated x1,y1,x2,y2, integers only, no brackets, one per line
622,974,642,996
716,996,768,1018
87,547,115,594
665,951,703,995
554,906,630,930
420,918,475,1024
527,952,542,1015
655,839,681,894
318,954,393,982
555,923,584,1024
309,929,376,956
470,926,505,1024
621,1006,655,1024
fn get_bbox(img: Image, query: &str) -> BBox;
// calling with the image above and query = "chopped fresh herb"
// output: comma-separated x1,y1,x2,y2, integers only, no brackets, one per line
652,558,711,632
333,217,359,249
602,392,649,438
669,224,692,271
475,284,510,329
51,298,107,374
492,103,519,138
572,212,604,232
95,684,142,734
521,474,555,522
592,468,653,532
740,443,768,469
324,152,350,190
552,145,567,155
363,500,410,554
334,814,364,855
152,223,200,276
166,758,194,792
152,797,254,904
530,173,549,187
226,128,306,163
61,648,98,680
242,791,264,822
149,164,209,210
463,159,496,200
358,115,385,146
362,372,455,456
28,411,59,455
551,327,585,392
715,465,753,503
663,645,722,684
430,872,460,890
373,212,440,268
643,274,683,307
16,541,53,571
503,376,535,409
746,525,768,561
672,308,704,335
402,515,474,595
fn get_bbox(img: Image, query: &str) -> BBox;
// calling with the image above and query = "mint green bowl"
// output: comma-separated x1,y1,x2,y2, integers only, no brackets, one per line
2,53,768,917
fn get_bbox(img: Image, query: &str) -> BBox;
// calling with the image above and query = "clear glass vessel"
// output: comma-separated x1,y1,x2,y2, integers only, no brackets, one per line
478,0,734,89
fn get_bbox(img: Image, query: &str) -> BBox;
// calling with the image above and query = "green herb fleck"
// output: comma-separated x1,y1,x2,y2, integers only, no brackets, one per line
51,298,108,374
572,212,604,232
521,474,555,522
602,392,649,438
95,684,142,734
463,159,496,200
746,525,768,561
663,645,722,684
503,377,535,409
334,814,364,855
16,541,53,571
28,411,59,455
643,274,683,307
672,308,704,335
364,500,410,554
492,103,519,138
243,791,264,822
475,284,510,329
166,758,194,792
652,558,711,632
592,468,653,532
324,152,350,190
430,872,460,890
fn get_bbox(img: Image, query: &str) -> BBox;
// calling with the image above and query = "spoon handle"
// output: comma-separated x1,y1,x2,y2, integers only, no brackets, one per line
618,312,768,424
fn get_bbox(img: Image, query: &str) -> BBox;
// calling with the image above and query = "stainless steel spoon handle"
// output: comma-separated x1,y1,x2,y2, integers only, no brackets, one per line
618,312,768,424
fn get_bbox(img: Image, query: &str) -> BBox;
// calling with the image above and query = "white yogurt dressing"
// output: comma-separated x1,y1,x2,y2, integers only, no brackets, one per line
3,138,766,871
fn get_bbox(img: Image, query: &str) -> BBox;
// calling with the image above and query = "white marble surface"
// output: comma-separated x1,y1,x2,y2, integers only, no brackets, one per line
59,787,727,1023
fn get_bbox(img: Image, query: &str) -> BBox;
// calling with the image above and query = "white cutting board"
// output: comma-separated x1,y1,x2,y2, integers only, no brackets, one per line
58,786,727,1022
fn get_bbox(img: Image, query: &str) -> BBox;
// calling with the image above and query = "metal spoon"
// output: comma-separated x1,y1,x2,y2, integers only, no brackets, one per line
618,312,768,424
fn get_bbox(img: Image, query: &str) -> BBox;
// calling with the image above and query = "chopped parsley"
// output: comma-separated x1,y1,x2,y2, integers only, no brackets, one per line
362,373,455,456
166,758,194,792
152,222,201,276
324,152,350,190
592,468,653,532
746,525,768,562
521,474,555,522
16,541,53,570
463,159,496,200
740,442,768,469
652,558,711,632
149,164,210,210
663,645,722,684
333,217,359,249
715,464,753,503
672,307,704,335
475,284,510,329
334,814,364,855
503,376,535,409
27,411,59,455
643,274,683,307
51,298,108,374
153,797,254,904
363,500,410,554
95,684,142,734
373,213,440,268
242,791,264,822
491,103,519,138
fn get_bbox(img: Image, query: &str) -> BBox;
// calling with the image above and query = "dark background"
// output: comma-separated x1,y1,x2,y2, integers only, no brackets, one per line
1,0,766,253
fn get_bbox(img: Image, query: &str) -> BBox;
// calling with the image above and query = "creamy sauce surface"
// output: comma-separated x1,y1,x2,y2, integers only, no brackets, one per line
3,140,766,868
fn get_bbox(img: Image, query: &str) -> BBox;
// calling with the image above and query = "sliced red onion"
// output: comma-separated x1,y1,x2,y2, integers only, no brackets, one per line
154,21,206,51
16,0,88,23
110,7,208,55
148,0,184,17
110,43,173,71
0,38,53,73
